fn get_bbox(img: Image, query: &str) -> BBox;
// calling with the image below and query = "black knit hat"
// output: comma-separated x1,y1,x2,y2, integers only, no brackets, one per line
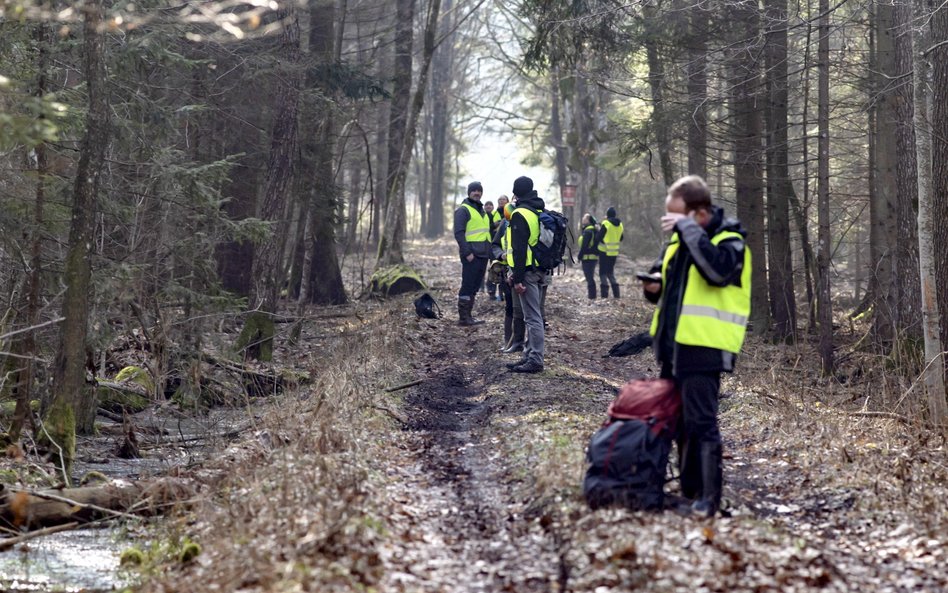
512,176,534,198
606,206,617,218
467,181,483,195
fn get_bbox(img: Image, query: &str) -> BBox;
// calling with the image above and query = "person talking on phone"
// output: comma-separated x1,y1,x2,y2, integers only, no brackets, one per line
641,174,751,518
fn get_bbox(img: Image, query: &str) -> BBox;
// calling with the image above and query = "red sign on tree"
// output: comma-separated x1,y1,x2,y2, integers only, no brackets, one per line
561,184,577,207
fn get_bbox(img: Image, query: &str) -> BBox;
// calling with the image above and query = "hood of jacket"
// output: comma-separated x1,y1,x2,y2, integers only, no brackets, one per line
706,205,746,239
606,215,622,226
515,191,545,212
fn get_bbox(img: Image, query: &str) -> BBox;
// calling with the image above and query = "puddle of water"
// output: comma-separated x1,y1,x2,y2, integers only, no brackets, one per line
0,528,134,592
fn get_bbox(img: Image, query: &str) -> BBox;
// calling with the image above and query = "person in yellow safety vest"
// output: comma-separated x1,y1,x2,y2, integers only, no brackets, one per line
577,213,599,300
453,181,491,326
642,174,751,518
505,176,547,373
491,202,519,350
596,206,625,298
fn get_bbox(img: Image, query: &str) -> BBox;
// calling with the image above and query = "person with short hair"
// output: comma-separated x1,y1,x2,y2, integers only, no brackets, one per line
453,181,491,326
596,206,624,298
642,174,751,517
577,213,599,300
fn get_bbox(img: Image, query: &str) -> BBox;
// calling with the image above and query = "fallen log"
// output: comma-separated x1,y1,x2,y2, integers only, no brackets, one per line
0,477,195,529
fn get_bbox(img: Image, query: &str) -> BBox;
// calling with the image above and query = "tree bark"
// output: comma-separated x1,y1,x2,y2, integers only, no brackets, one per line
729,2,769,330
643,6,675,186
931,1,948,391
686,5,708,178
425,0,452,239
913,0,946,422
764,0,797,341
871,1,898,347
376,0,416,265
243,6,301,360
817,0,834,374
45,0,111,467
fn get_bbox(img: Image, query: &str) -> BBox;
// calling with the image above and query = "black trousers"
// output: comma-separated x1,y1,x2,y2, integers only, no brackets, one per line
459,257,489,299
501,279,513,317
581,259,597,299
662,363,721,499
599,254,618,286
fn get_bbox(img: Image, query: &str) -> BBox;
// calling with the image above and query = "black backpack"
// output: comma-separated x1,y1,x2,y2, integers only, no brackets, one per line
583,379,681,510
413,293,441,319
522,207,571,271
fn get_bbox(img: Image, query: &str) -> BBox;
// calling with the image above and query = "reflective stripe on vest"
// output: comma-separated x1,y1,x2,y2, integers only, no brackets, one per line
509,207,540,268
463,203,490,242
649,230,752,354
579,225,598,260
598,220,623,256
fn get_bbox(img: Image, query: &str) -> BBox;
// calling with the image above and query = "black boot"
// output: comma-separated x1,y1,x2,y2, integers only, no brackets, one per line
691,441,723,518
458,298,484,326
612,284,621,298
504,318,525,352
587,283,596,300
600,284,609,298
677,437,702,500
500,315,513,351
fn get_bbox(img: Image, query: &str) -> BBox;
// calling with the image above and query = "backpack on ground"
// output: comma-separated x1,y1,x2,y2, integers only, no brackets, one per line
522,207,571,271
583,378,681,510
413,292,441,319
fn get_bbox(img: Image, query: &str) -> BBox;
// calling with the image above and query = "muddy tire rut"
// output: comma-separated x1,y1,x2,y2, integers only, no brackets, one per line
380,357,565,592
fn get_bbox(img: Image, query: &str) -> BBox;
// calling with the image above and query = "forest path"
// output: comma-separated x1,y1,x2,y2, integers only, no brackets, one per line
371,239,948,593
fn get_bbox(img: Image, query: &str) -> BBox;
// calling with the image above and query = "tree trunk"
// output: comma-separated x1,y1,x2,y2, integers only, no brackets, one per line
931,2,948,391
378,0,442,267
376,0,416,265
243,7,301,361
764,0,797,341
300,0,347,307
893,0,922,341
913,0,946,422
643,7,675,186
686,6,708,178
871,1,898,347
729,3,769,330
425,0,451,238
45,0,111,467
550,67,569,203
817,0,834,374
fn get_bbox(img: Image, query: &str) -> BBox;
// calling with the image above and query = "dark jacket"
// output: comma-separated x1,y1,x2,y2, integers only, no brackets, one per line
578,224,598,259
645,205,747,375
510,192,545,283
595,215,624,251
453,198,492,260
491,219,509,261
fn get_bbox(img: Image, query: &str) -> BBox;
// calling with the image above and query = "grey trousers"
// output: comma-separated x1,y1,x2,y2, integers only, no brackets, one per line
521,269,547,366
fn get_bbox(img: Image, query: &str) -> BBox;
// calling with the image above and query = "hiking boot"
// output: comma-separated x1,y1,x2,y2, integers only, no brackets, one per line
612,284,621,298
505,357,528,369
690,499,717,519
504,318,525,352
457,298,485,326
600,284,609,298
510,361,544,373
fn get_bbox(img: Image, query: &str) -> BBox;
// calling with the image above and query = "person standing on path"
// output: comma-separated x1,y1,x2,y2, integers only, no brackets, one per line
491,202,518,350
483,200,500,301
454,181,491,326
577,213,599,300
597,206,625,298
642,174,751,518
506,176,547,373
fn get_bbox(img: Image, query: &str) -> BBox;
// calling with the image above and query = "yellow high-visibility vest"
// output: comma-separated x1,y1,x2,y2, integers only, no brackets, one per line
579,224,599,260
507,207,540,268
462,203,490,243
649,230,752,354
598,220,623,256
489,210,501,226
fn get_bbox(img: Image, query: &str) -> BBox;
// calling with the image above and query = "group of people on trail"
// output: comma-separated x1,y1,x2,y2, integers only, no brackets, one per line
452,173,750,517
453,176,549,373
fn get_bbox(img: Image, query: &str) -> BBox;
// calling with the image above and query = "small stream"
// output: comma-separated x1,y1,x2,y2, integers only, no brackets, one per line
0,528,131,592
0,406,258,592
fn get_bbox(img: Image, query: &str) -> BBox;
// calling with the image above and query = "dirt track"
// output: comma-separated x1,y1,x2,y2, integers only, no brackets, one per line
372,240,948,593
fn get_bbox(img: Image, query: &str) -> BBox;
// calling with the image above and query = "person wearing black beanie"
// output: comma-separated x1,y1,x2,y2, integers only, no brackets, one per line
596,205,625,297
453,181,491,325
506,175,547,373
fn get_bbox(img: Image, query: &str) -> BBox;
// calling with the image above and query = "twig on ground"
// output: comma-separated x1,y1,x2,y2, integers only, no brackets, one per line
384,379,424,393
